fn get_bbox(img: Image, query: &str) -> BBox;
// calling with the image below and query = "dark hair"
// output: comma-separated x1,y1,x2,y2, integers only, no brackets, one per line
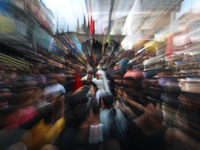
72,103,91,128
101,95,113,108
88,71,93,75
90,81,97,88
114,71,124,75
91,100,100,115
68,93,88,108
123,77,135,81
126,63,133,70
142,79,152,88
123,77,143,89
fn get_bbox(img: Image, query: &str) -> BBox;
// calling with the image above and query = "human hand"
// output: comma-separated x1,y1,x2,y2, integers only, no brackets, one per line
122,92,129,102
145,103,163,126
89,85,96,97
115,100,120,109
72,86,85,95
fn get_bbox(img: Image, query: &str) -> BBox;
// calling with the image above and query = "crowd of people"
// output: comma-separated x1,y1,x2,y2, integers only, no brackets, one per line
0,53,200,150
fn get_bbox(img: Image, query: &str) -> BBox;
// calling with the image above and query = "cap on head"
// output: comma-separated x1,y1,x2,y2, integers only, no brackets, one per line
96,73,100,77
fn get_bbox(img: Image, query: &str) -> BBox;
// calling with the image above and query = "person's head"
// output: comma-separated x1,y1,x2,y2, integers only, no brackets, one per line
47,73,57,85
48,72,62,85
58,73,66,85
114,71,124,80
72,103,93,128
123,77,134,88
87,72,93,82
96,73,100,80
103,68,108,74
99,61,103,69
8,72,18,84
90,81,98,93
142,79,153,89
87,68,94,75
126,63,133,71
12,81,37,107
91,100,100,116
123,77,143,89
4,142,27,150
30,65,40,75
41,66,50,75
68,91,88,107
155,69,174,87
178,92,200,109
101,95,113,109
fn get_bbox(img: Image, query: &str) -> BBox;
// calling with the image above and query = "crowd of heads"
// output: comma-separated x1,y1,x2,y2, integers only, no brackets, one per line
0,51,200,150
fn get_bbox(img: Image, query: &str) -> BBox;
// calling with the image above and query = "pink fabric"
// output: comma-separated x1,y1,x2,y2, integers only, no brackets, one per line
4,106,38,130
124,70,144,79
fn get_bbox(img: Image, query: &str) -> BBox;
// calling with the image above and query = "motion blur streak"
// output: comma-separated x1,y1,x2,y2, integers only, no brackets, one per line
0,0,200,150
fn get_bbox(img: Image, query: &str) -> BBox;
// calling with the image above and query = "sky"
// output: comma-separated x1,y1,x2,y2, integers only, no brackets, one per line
176,0,200,19
43,0,200,34
42,0,87,32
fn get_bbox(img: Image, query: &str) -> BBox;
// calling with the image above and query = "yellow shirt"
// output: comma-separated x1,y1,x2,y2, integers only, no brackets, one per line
28,117,65,149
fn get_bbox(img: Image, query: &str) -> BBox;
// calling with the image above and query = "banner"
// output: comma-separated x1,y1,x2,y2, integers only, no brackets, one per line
36,27,53,52
0,0,14,17
0,14,15,33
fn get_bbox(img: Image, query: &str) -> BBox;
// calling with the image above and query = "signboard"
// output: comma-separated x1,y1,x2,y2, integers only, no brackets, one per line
15,20,27,37
0,14,15,33
36,27,53,52
0,0,14,17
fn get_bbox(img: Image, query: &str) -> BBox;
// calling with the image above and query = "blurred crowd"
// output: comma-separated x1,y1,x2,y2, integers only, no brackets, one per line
0,51,200,150
0,0,200,150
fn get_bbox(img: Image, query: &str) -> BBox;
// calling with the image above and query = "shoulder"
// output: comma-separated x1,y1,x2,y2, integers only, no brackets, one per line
96,90,102,95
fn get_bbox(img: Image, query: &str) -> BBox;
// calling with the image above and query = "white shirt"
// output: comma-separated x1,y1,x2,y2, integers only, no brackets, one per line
96,90,103,104
92,78,105,94
89,124,104,144
81,75,94,81
44,83,66,95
